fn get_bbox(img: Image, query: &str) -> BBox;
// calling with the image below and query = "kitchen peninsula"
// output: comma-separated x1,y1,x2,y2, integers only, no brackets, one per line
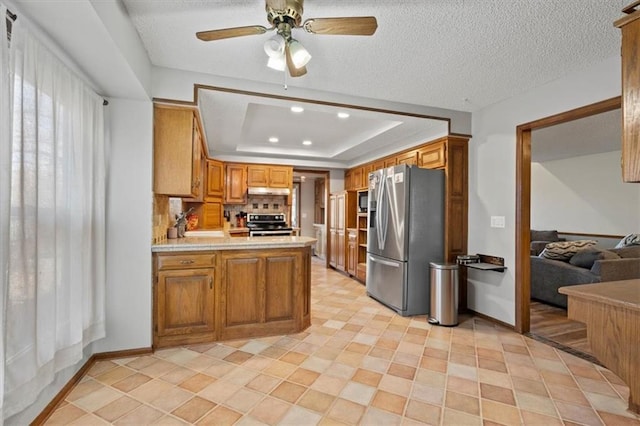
152,235,316,348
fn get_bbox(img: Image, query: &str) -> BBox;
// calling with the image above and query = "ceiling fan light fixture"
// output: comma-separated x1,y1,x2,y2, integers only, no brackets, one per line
267,55,286,71
264,36,285,57
288,39,311,68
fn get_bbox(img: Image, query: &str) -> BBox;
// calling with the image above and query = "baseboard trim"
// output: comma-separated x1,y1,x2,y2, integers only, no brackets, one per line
466,309,515,331
31,347,153,425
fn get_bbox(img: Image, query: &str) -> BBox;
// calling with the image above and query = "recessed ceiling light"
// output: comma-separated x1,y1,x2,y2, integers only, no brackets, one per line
337,112,350,119
302,140,312,146
268,137,279,143
291,106,304,113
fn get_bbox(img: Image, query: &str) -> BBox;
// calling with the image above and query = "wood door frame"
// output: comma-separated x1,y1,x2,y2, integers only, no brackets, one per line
515,96,621,334
293,168,331,268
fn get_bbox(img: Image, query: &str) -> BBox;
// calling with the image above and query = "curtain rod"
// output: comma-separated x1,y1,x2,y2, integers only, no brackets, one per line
4,9,109,106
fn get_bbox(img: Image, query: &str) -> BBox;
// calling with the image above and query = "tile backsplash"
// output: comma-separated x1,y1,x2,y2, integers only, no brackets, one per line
152,194,170,244
226,195,289,223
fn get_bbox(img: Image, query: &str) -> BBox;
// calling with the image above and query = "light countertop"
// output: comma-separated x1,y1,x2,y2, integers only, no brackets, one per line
152,235,317,252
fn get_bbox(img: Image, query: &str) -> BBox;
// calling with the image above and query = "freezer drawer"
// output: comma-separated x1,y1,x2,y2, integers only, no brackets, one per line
366,253,407,313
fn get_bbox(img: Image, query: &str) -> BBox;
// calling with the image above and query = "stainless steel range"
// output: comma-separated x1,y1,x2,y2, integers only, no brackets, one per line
247,213,293,237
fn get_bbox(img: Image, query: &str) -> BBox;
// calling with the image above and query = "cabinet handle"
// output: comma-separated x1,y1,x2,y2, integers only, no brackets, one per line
209,276,213,289
180,260,195,265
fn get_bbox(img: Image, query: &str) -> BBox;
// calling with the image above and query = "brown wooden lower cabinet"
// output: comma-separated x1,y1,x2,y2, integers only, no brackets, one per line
153,247,311,348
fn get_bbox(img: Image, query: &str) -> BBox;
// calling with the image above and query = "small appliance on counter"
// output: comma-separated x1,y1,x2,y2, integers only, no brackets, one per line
246,213,293,236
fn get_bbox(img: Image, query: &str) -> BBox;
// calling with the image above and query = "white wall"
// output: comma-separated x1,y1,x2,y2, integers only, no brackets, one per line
299,179,316,237
94,98,153,352
532,151,640,235
468,56,622,325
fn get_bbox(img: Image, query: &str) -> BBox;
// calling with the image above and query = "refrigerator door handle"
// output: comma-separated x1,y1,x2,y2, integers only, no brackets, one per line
369,256,400,268
376,171,388,250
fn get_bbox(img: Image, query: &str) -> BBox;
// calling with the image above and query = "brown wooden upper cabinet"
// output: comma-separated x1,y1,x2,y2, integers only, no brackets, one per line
153,104,204,197
396,151,418,166
247,165,292,188
205,159,224,199
616,4,640,182
417,140,446,169
225,163,247,204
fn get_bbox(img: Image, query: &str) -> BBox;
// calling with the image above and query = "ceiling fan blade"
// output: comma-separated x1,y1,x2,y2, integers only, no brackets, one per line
196,25,270,41
285,43,307,77
302,17,377,36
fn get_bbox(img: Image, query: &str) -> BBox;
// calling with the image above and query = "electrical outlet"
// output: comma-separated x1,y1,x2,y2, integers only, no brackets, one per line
491,216,505,228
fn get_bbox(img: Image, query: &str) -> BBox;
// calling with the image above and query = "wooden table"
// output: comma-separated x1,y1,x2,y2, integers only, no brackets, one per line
559,279,640,414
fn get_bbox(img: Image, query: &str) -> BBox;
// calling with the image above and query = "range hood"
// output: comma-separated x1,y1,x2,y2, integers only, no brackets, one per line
248,187,291,196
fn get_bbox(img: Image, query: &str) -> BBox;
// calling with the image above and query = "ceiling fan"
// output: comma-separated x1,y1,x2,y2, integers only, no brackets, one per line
196,0,378,77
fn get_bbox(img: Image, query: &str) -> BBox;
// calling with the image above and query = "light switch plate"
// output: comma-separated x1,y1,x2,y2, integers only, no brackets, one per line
491,216,505,228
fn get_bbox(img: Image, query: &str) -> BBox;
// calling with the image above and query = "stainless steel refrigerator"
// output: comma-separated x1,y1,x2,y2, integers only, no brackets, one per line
366,164,444,316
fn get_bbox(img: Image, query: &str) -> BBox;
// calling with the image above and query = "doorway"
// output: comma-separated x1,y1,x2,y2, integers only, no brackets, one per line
293,169,330,266
514,96,621,334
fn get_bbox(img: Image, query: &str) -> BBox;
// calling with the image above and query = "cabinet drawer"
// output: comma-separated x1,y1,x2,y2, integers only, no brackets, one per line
157,253,216,270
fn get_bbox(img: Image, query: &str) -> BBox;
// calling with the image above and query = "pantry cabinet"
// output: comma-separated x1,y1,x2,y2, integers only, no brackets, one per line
153,105,204,198
616,5,640,182
329,191,356,273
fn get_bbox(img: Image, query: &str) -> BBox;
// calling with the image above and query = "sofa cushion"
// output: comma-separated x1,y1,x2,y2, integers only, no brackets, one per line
531,230,559,242
610,245,640,259
569,248,620,269
539,240,597,261
615,233,640,248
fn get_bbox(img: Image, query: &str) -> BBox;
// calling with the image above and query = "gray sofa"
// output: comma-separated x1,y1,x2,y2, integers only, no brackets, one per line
531,245,640,308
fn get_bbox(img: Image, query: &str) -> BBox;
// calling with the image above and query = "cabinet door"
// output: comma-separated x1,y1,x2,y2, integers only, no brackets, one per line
206,159,224,199
202,200,223,229
156,268,215,337
336,230,346,271
223,256,261,327
372,160,385,172
337,193,346,230
417,141,446,169
352,168,363,190
268,166,292,188
344,170,353,191
153,106,196,196
396,151,417,166
265,254,296,322
247,165,269,187
225,164,247,204
620,16,640,182
347,231,357,276
329,195,337,230
329,230,338,267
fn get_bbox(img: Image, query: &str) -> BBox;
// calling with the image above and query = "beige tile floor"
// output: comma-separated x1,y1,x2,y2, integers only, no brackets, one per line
44,258,640,425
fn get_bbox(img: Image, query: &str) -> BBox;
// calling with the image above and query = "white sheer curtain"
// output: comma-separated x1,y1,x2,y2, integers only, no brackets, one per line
1,4,12,422
0,12,106,419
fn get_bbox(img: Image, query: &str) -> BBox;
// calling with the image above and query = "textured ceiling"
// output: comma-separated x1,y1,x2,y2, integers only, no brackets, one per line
120,0,626,166
122,0,625,113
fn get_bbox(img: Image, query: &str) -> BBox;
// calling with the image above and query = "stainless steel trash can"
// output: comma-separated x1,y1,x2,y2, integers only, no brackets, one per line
428,262,459,326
